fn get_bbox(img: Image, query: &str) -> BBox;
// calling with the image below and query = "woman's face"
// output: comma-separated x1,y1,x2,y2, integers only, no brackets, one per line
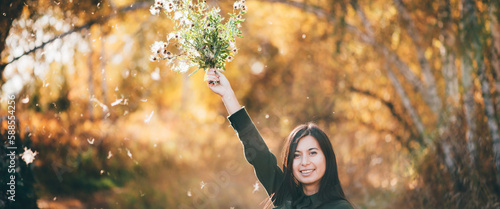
292,135,326,193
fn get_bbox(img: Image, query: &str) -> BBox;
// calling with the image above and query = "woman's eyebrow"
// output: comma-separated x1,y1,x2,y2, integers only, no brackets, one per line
295,147,319,153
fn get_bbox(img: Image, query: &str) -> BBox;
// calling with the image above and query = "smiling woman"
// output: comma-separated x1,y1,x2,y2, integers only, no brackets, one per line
206,68,353,209
293,135,327,196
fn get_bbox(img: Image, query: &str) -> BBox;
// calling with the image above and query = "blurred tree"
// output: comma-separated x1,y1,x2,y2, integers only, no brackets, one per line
261,0,500,204
0,0,26,78
0,0,150,81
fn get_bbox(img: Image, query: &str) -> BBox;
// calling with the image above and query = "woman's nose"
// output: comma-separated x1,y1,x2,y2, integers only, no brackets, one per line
301,156,310,166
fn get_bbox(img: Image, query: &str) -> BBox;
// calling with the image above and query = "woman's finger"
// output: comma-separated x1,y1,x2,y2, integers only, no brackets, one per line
206,75,219,81
206,73,219,79
207,68,217,75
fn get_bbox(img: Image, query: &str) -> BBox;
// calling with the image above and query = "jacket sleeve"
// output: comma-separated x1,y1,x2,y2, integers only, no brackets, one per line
228,107,284,196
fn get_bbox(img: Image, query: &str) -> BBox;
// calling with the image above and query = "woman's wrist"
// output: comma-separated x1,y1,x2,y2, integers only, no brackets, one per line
221,91,241,115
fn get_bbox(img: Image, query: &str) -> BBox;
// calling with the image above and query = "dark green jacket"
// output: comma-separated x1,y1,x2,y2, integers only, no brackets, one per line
228,108,353,209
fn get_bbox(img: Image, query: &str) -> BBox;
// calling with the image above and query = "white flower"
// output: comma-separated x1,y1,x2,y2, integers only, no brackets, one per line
181,38,189,45
176,62,190,73
183,19,193,27
150,55,158,62
233,1,241,10
167,32,177,41
174,11,183,20
155,0,166,7
227,56,234,62
189,48,201,57
193,51,201,57
229,41,236,48
150,6,160,15
162,49,172,58
151,41,165,54
164,1,175,12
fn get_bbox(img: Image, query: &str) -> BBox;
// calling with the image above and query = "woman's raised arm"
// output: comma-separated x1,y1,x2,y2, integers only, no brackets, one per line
205,68,285,196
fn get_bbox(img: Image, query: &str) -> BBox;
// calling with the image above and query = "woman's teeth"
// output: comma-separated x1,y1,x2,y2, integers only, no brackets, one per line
301,170,313,174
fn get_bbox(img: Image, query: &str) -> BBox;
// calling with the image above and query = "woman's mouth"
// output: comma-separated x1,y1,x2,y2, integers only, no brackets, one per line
300,169,315,177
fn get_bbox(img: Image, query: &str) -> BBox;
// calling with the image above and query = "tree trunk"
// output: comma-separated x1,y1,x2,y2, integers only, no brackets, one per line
385,64,427,145
87,33,95,122
439,0,460,108
437,0,462,185
462,0,500,187
393,0,441,115
489,2,500,188
490,3,500,122
460,0,479,169
478,63,500,188
100,26,108,105
441,141,463,191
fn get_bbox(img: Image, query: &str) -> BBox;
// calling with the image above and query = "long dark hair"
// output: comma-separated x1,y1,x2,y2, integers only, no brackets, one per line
269,122,348,207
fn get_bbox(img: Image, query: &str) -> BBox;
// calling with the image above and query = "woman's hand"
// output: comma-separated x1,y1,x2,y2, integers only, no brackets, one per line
205,68,232,97
205,68,241,115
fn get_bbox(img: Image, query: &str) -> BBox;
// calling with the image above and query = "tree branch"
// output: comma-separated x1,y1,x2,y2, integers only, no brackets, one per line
260,0,337,23
0,1,150,74
349,0,374,37
348,86,420,144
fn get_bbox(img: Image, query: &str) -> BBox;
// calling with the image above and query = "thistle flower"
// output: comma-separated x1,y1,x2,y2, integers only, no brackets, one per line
151,41,165,54
162,49,172,58
156,0,164,7
174,11,184,20
183,19,193,27
150,6,161,15
167,32,177,41
165,2,175,12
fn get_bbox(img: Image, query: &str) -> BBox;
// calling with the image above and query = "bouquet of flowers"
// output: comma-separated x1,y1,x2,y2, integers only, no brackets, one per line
149,0,246,76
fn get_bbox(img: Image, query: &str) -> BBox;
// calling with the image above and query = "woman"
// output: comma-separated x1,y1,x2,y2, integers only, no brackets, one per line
206,68,353,209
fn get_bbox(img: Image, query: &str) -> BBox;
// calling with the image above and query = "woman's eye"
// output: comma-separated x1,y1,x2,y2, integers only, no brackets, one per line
310,151,317,156
294,154,300,158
